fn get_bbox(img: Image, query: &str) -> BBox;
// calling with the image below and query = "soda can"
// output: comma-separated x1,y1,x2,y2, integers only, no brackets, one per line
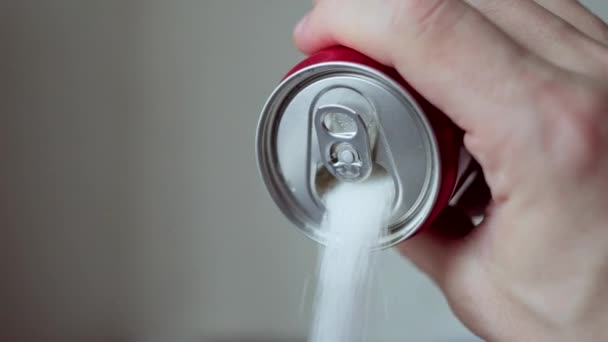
256,46,487,249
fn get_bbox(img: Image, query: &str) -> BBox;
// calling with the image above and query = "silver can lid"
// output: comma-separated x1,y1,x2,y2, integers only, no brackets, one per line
256,62,441,249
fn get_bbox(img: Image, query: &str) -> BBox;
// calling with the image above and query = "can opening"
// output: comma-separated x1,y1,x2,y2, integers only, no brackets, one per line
314,165,338,199
315,163,392,202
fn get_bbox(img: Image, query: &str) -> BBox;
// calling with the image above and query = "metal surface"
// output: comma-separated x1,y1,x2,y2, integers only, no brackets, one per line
314,104,374,182
257,62,443,249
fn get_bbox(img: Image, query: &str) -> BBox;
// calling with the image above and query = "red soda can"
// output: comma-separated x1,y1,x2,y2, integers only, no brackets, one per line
256,46,486,249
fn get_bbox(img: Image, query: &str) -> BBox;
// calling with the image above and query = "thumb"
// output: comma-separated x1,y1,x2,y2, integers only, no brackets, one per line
397,206,475,286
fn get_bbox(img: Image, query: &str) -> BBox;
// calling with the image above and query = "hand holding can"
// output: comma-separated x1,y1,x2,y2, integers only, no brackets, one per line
294,0,608,341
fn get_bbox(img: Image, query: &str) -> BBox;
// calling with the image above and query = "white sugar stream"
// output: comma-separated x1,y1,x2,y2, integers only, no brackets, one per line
309,176,394,342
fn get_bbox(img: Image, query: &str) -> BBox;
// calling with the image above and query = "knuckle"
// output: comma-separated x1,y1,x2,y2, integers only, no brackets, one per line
536,80,608,174
552,18,578,41
589,16,608,45
386,0,463,38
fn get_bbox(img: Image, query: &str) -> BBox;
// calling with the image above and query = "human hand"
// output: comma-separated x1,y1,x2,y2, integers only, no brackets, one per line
294,1,608,341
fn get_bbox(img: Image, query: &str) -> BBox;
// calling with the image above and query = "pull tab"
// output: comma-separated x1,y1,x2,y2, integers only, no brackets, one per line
314,104,374,182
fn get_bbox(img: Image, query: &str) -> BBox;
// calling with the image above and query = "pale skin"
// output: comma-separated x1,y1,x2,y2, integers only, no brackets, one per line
294,0,608,341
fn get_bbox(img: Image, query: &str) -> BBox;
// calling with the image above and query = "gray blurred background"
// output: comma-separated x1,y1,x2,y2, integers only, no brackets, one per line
0,1,606,341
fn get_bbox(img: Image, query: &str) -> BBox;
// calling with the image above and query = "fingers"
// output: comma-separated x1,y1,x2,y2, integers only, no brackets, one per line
397,206,475,286
294,0,559,135
534,0,608,45
464,0,607,76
